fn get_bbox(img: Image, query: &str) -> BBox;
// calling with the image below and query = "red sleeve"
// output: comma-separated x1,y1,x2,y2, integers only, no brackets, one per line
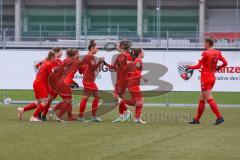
78,61,85,74
84,56,102,72
105,57,119,71
218,52,228,69
188,52,205,69
46,64,53,74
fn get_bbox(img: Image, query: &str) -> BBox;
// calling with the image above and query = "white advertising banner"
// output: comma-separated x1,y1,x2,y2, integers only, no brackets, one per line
0,50,239,92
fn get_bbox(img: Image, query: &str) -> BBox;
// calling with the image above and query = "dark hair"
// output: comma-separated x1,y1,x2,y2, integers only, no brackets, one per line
130,48,142,59
52,47,62,53
88,40,96,51
120,40,132,51
47,50,56,61
205,37,214,46
66,48,76,57
74,49,79,55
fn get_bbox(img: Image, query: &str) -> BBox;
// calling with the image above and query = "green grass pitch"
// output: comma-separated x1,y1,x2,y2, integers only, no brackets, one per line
0,105,240,160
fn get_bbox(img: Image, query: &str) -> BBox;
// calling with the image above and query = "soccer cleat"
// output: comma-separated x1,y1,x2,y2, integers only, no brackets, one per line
55,117,66,123
41,115,47,121
189,119,200,125
77,118,89,122
112,116,124,123
90,117,103,122
30,116,41,122
214,117,224,125
17,107,24,120
124,109,132,121
133,118,147,124
38,113,42,120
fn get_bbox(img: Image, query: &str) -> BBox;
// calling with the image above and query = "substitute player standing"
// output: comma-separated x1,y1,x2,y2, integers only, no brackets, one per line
187,38,228,125
78,40,104,122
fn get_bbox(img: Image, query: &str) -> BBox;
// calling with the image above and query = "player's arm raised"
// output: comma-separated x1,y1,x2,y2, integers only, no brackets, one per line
87,56,103,72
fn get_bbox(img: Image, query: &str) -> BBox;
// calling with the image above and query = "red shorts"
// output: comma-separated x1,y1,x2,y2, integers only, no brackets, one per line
129,86,142,101
114,81,127,97
83,81,98,91
201,76,215,91
33,80,49,99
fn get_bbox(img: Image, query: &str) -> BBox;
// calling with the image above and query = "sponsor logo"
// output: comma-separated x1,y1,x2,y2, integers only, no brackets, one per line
218,66,240,74
178,62,194,80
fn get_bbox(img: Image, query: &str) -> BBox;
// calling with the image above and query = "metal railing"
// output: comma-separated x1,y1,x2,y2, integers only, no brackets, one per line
0,29,240,49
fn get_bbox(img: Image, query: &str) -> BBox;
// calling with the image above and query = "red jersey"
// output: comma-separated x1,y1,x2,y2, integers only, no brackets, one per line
126,58,143,88
189,49,228,77
35,59,59,83
61,57,82,85
82,54,102,83
108,52,132,83
35,58,62,70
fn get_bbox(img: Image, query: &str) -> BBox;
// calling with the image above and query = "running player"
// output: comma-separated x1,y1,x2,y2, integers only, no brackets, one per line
28,51,59,122
103,40,133,122
120,48,146,124
40,47,63,121
49,48,82,122
187,38,228,125
78,40,104,122
17,48,62,120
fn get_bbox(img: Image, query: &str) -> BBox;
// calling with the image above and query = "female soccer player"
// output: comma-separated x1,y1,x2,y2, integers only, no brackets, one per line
78,40,104,122
18,48,62,120
187,38,228,125
29,50,59,122
40,47,63,121
49,49,82,122
103,40,133,123
119,48,146,124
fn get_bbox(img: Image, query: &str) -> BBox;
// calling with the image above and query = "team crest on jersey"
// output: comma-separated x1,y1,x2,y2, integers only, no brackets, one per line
177,62,194,80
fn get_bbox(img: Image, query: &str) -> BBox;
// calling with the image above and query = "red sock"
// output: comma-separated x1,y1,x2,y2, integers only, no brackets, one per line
54,101,65,111
92,98,99,117
58,102,68,118
135,104,143,119
194,100,205,121
33,103,44,118
119,101,127,115
42,102,51,116
207,99,222,119
68,104,73,118
23,103,37,112
79,98,87,118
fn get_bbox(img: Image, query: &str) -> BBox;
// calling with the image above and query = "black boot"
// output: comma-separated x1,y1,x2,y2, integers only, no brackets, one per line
189,119,200,125
214,117,224,125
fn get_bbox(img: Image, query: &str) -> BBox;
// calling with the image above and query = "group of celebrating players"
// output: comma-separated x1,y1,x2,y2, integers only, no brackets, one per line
17,40,147,123
17,37,228,125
